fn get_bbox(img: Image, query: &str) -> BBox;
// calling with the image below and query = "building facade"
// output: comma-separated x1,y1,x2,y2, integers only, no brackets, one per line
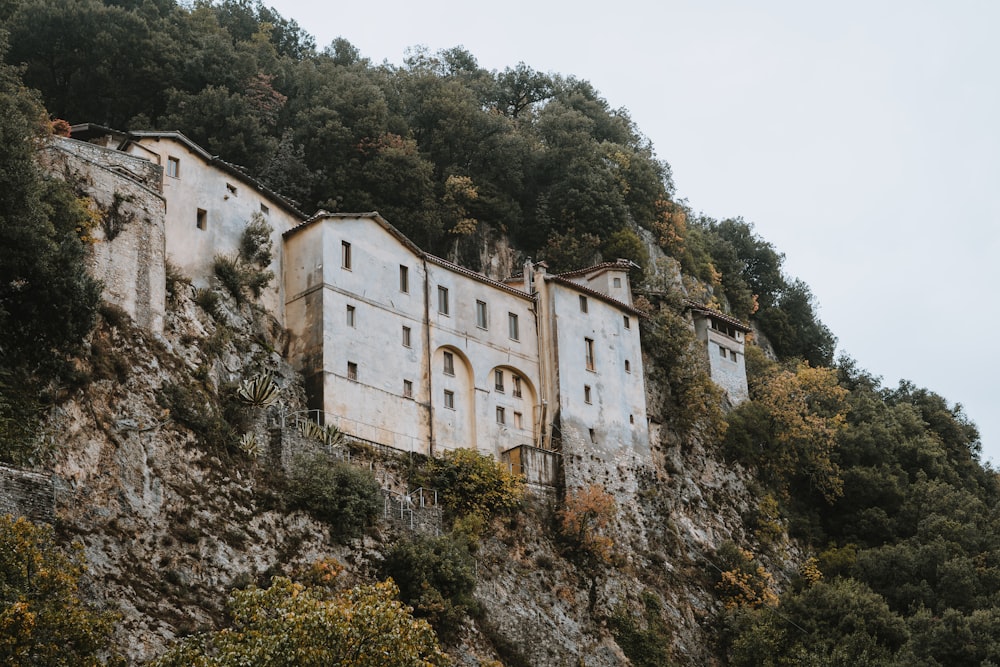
60,127,748,486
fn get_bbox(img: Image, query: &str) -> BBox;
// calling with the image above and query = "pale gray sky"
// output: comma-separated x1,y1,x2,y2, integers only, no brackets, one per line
268,0,1000,463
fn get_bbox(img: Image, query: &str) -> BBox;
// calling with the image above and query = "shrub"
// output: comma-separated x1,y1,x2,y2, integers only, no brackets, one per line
430,448,523,525
213,254,246,303
0,515,120,664
286,453,380,540
609,591,674,667
380,532,477,643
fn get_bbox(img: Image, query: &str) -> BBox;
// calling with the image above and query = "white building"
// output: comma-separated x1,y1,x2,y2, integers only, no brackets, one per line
688,301,751,404
62,127,752,487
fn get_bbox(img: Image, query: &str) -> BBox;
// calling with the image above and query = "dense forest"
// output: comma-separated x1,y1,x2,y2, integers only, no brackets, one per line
1,1,998,665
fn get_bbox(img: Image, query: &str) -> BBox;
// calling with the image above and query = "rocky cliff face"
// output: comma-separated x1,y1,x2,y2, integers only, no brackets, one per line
16,228,779,666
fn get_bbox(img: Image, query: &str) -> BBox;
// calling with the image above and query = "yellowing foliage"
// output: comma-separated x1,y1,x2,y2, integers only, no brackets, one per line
559,483,617,568
716,547,778,610
151,575,450,667
0,515,119,665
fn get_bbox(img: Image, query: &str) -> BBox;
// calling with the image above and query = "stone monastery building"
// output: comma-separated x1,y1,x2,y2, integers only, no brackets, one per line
49,126,747,487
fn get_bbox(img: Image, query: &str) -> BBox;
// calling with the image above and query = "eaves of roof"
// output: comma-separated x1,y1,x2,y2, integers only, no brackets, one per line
684,299,752,332
553,258,637,281
120,131,308,221
546,274,646,317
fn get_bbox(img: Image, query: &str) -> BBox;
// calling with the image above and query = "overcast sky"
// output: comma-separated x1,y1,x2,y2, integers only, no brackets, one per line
267,0,1000,463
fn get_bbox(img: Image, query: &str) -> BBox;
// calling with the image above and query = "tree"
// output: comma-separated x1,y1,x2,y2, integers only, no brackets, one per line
286,452,381,540
429,448,523,524
150,575,450,667
0,515,120,665
726,364,849,503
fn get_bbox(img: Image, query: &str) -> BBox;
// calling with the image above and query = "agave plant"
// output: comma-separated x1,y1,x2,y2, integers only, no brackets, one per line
237,372,280,408
300,420,345,448
238,432,262,458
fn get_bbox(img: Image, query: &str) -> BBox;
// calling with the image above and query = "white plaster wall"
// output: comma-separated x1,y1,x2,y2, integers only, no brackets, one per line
41,139,167,333
125,138,299,323
547,282,650,489
705,328,749,404
284,215,431,454
584,268,633,306
425,260,540,458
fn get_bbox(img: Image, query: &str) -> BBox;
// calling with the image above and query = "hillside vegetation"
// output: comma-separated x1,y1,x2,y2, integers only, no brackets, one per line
1,1,997,665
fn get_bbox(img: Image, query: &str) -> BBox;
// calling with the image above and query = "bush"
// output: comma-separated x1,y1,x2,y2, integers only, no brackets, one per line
287,453,380,540
0,515,121,664
380,532,477,643
609,591,674,667
430,448,523,526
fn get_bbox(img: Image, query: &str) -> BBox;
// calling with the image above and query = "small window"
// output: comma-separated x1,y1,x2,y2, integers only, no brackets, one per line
496,406,506,425
399,265,409,293
613,277,622,288
730,350,738,362
438,286,449,315
226,182,237,196
196,208,207,230
625,359,631,373
585,338,595,371
579,295,588,313
584,385,592,404
166,156,179,178
346,305,355,327
443,351,455,376
514,411,523,429
512,375,522,398
476,300,488,329
444,390,455,410
508,312,519,341
589,428,596,443
403,379,413,398
719,345,727,358
630,414,635,424
260,203,269,215
347,361,358,381
341,241,352,269
402,326,411,347
623,315,631,330
495,370,504,392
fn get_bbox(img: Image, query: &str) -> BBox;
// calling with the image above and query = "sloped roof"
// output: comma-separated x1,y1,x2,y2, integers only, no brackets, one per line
284,212,535,301
119,130,309,220
546,274,646,317
684,300,752,332
553,258,637,281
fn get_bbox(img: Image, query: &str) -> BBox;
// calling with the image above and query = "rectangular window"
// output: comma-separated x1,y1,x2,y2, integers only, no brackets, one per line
624,315,631,330
625,359,631,373
584,385,592,404
496,406,506,425
512,375,522,398
260,203,269,215
196,208,207,230
166,156,179,178
719,344,727,358
444,390,455,410
347,361,358,381
403,379,413,398
346,305,355,327
495,370,504,392
613,277,622,288
226,182,237,196
513,411,523,429
730,350,738,362
585,338,595,371
579,295,588,313
589,428,596,443
399,265,409,293
341,241,352,269
476,300,488,329
443,351,455,376
401,325,411,347
508,312,519,341
438,286,449,315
